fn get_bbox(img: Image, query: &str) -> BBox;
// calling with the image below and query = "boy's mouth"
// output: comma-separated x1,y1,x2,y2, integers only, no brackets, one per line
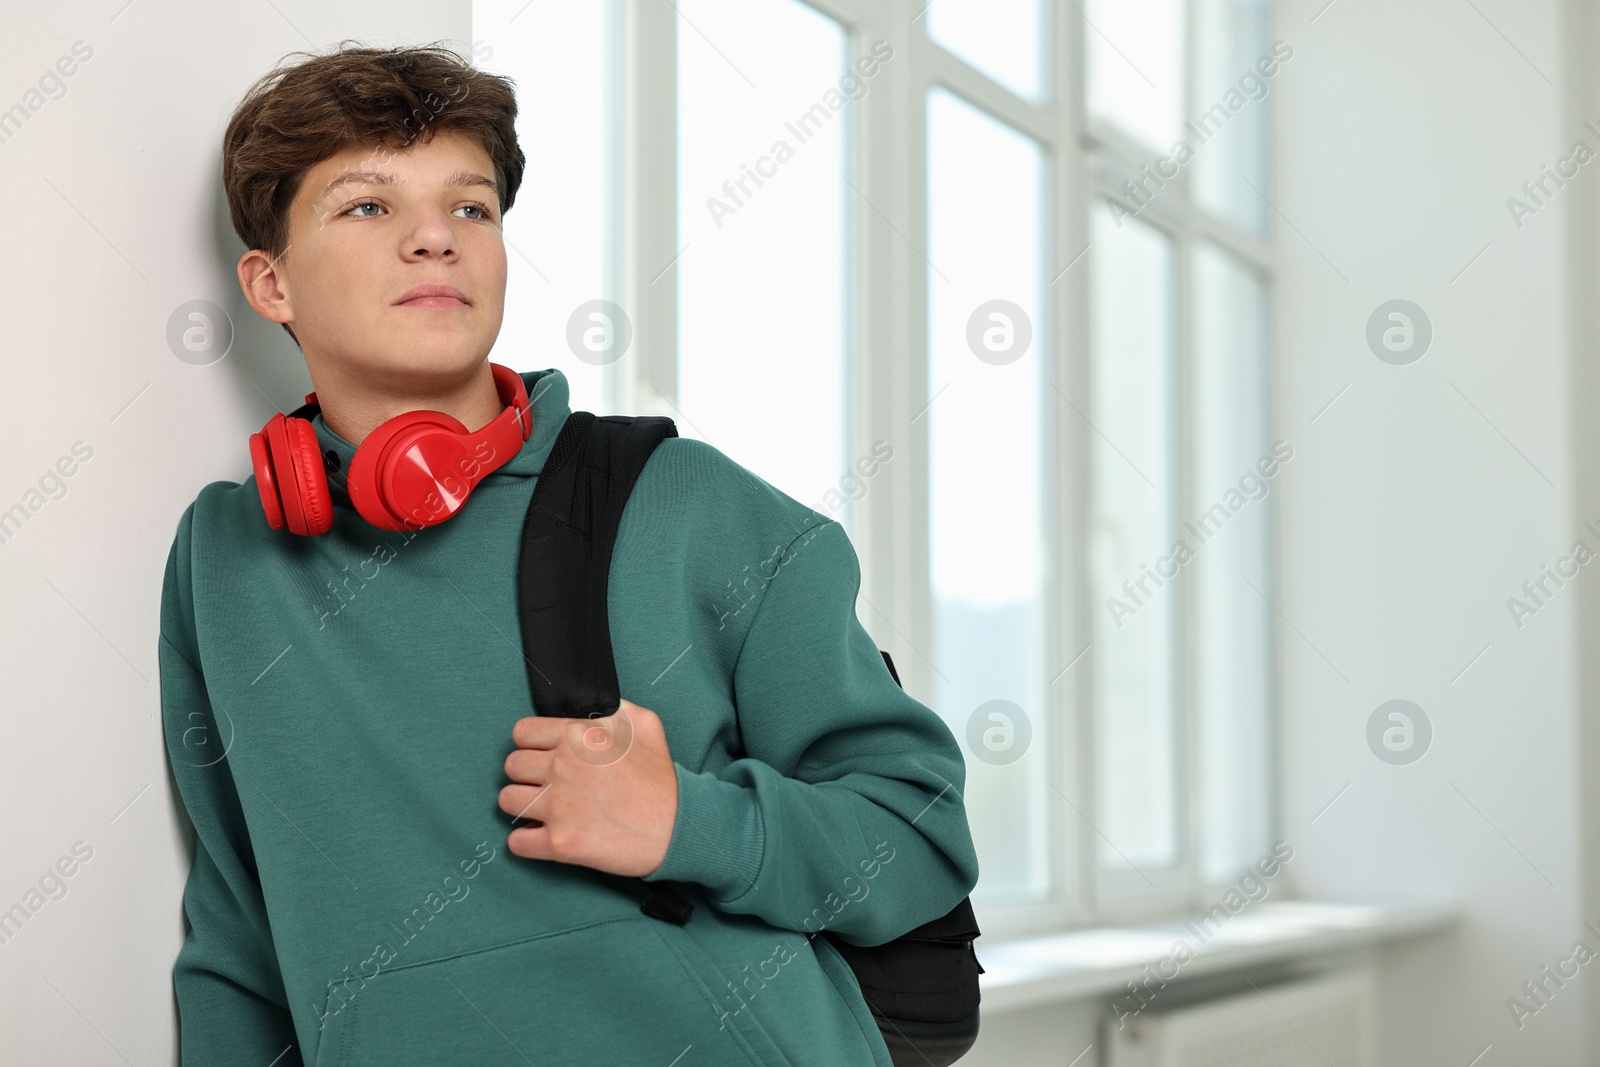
394,283,471,308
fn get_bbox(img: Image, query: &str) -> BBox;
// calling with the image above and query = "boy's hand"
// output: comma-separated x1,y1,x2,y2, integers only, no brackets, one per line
498,698,679,878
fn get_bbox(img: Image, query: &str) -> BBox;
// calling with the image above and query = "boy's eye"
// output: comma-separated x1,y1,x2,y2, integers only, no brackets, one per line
340,199,495,221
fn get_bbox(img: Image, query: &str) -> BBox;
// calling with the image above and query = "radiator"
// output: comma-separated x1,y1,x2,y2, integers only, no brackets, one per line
1104,968,1375,1067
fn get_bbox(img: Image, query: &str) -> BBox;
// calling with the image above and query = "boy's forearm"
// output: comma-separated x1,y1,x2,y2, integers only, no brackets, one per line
643,518,980,945
645,753,975,946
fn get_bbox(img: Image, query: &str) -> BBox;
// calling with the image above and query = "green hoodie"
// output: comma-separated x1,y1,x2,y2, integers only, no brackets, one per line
158,366,980,1066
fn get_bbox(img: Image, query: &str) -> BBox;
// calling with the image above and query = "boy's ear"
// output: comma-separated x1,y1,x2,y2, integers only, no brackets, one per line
237,247,294,331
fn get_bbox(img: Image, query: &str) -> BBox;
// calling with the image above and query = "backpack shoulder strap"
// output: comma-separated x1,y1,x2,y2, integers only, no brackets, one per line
515,410,678,719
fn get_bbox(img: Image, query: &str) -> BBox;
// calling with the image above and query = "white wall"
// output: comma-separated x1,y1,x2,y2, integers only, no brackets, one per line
0,4,467,1063
966,1000,1100,1067
1275,0,1588,1062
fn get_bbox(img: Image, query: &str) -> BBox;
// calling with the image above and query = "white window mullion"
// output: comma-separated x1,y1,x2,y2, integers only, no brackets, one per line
1177,0,1204,910
1263,0,1284,894
1177,227,1202,909
845,0,934,704
1055,0,1095,933
617,0,679,419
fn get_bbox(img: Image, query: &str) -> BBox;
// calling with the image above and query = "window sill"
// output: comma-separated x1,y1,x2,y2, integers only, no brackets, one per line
976,899,1459,1015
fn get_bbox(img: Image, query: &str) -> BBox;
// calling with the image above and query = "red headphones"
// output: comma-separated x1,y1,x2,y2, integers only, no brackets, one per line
249,361,532,536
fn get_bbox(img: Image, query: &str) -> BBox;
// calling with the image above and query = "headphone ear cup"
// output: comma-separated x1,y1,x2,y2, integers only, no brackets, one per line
282,417,334,536
249,427,287,531
347,410,470,531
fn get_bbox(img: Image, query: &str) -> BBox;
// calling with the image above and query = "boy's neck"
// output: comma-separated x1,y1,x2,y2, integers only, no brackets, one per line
311,363,506,446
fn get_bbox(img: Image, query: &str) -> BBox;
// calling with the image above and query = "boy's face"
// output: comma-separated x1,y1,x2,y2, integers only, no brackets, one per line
240,128,508,389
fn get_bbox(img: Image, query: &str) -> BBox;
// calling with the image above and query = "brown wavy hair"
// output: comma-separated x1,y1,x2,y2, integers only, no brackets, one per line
222,41,525,340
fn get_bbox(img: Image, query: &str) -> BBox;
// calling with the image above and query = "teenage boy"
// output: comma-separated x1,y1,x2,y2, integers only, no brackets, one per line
159,42,979,1066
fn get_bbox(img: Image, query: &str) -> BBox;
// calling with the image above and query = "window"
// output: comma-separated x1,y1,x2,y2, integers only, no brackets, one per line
926,0,1048,101
1086,0,1278,920
475,0,613,417
476,0,1278,935
926,87,1050,905
676,0,849,514
1191,243,1272,885
1088,208,1180,887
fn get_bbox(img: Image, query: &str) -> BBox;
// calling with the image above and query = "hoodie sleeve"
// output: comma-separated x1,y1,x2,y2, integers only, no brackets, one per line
642,518,980,947
159,503,304,1066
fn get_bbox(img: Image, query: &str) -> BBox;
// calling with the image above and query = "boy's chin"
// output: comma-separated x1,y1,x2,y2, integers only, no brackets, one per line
325,345,490,383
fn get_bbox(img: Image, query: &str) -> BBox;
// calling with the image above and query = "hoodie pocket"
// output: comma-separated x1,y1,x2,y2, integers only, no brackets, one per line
312,915,765,1067
648,920,799,1067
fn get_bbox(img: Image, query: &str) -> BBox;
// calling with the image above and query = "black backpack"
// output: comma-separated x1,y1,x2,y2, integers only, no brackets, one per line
514,410,984,1066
